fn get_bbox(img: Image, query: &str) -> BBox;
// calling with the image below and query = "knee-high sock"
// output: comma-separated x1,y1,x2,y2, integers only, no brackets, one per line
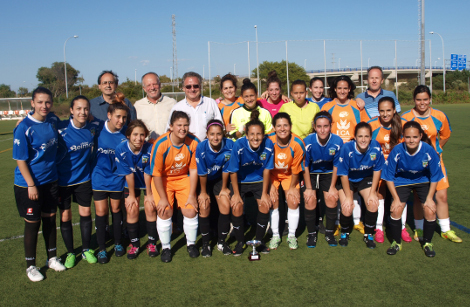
112,211,123,245
80,215,92,251
42,216,57,259
390,217,402,244
183,215,198,246
423,219,436,243
24,221,40,268
199,216,210,244
95,215,107,251
287,208,299,237
364,209,378,235
376,199,385,231
438,218,451,233
156,216,172,250
340,212,353,234
353,200,361,225
304,208,317,234
127,222,140,247
270,208,280,237
217,213,230,244
60,220,74,253
255,212,270,242
231,215,244,244
325,207,337,234
146,220,158,245
415,219,424,231
401,204,408,229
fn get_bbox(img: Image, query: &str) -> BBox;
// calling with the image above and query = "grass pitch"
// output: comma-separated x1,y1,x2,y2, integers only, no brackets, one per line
0,105,469,306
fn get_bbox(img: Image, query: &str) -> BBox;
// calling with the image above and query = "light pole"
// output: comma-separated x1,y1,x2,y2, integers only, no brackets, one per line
64,35,78,98
170,67,174,93
338,58,341,70
430,31,445,92
254,25,260,91
134,69,137,85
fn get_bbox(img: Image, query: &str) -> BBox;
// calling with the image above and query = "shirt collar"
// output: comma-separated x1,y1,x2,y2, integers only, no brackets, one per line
364,88,383,98
146,94,164,104
98,95,109,105
185,96,203,107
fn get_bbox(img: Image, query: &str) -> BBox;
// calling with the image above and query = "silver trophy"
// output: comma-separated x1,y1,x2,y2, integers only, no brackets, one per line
246,240,262,261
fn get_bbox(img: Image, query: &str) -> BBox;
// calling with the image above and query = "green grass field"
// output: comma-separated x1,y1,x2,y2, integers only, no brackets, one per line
0,105,469,306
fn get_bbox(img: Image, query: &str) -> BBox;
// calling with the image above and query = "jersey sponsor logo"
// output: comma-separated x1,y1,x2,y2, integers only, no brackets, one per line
207,165,221,174
169,162,187,175
14,139,20,146
422,160,428,167
339,111,349,118
69,141,93,151
26,208,33,215
384,134,390,142
277,153,287,160
370,153,376,161
350,165,372,171
40,138,58,151
260,153,267,160
421,124,429,131
274,161,288,171
98,148,115,155
175,153,185,161
224,154,231,161
329,148,336,155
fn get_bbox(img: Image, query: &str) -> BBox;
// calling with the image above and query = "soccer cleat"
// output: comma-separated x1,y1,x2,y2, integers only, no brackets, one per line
64,253,76,269
287,237,298,250
325,234,338,247
146,243,160,257
232,242,245,256
441,230,462,243
114,244,126,257
401,228,412,243
201,242,212,258
306,233,318,248
374,229,385,243
363,234,376,249
339,233,350,247
217,242,233,255
82,249,97,264
334,224,341,236
187,244,200,258
160,248,172,263
423,242,436,257
47,257,66,272
386,241,402,255
97,250,109,264
127,245,140,260
269,236,281,250
257,244,270,254
26,266,44,282
414,229,423,242
353,222,365,234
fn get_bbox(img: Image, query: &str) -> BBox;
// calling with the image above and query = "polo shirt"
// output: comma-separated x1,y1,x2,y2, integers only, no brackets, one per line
89,95,137,122
356,89,401,117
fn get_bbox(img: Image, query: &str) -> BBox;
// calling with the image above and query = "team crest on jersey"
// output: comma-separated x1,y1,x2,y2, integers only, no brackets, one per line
175,153,185,161
370,153,376,161
421,125,428,131
260,153,267,160
90,127,96,136
337,119,350,130
14,139,20,146
422,160,428,167
142,156,149,164
339,111,349,118
224,154,231,162
329,148,336,155
277,153,287,160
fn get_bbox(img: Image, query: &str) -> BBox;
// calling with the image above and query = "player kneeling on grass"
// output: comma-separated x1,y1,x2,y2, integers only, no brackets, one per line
382,121,443,257
227,114,274,256
13,87,66,282
267,112,305,250
150,111,200,263
196,120,235,257
115,120,153,260
303,111,345,247
337,122,384,248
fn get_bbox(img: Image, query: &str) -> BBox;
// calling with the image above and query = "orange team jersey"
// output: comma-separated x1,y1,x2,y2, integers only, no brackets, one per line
267,132,305,189
149,131,199,180
401,107,451,155
369,118,407,160
321,99,370,143
218,97,244,127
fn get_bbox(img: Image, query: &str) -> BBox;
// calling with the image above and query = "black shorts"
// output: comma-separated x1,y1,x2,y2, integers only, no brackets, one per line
206,177,224,197
236,181,263,200
93,190,124,201
124,188,146,198
309,173,342,192
396,183,429,203
349,177,373,192
14,181,59,222
58,181,92,210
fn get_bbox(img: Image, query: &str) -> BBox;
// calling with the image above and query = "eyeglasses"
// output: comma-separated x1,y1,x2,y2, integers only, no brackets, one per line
101,81,115,85
184,84,200,89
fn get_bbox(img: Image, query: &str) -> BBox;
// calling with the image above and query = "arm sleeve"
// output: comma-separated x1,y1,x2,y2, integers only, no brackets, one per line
226,143,240,173
393,94,401,114
195,143,208,176
333,141,343,166
429,150,444,183
335,145,350,176
439,113,452,139
189,141,198,170
114,145,132,176
12,125,29,161
381,152,398,181
373,148,385,171
292,141,305,174
143,144,153,176
151,142,164,177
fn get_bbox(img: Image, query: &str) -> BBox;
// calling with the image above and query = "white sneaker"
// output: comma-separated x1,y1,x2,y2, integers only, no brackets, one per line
26,266,44,282
47,257,66,271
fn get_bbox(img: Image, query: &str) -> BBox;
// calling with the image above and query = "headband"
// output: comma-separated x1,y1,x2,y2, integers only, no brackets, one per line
315,115,332,123
207,122,223,130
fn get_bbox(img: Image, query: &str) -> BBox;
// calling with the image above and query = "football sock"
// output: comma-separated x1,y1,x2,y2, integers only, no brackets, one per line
390,216,402,244
156,216,172,250
127,222,140,247
231,214,244,244
415,218,424,230
376,199,385,231
95,215,107,250
42,216,57,259
146,220,158,245
255,212,270,242
183,215,198,246
60,220,74,254
270,208,280,237
438,218,451,233
401,204,408,229
24,221,40,268
199,215,210,244
325,207,337,234
287,208,299,238
423,219,436,243
80,215,92,251
364,209,378,235
353,199,361,225
217,213,230,244
340,212,353,234
304,208,317,234
112,211,123,245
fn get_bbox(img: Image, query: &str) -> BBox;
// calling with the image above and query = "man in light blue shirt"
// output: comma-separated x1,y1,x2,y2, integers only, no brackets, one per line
356,66,401,118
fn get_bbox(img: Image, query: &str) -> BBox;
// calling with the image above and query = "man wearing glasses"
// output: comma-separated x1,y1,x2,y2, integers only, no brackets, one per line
90,70,137,121
166,71,223,140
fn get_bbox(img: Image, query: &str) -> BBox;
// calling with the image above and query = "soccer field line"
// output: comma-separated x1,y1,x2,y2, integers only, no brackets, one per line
0,137,13,142
0,148,12,154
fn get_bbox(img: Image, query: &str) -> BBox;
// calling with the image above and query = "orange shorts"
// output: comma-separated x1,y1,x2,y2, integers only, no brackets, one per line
271,176,300,191
436,155,449,191
151,176,196,210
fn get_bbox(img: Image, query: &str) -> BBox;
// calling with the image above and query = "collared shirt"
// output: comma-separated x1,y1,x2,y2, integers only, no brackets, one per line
89,95,137,122
356,89,401,117
166,96,223,141
135,95,177,140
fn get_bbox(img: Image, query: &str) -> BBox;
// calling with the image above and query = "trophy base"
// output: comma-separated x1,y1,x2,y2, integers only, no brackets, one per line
248,253,260,261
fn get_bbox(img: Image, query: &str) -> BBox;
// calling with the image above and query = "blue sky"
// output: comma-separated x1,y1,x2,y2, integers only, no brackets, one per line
1,0,469,92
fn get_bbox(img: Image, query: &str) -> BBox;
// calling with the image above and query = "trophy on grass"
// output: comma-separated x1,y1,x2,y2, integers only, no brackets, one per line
246,240,261,261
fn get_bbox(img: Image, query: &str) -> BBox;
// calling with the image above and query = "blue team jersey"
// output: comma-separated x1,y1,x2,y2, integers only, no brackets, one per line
56,118,101,187
304,133,343,174
196,138,234,181
307,97,331,109
13,112,59,187
381,141,444,187
337,139,384,182
91,121,127,191
115,141,152,189
226,136,274,183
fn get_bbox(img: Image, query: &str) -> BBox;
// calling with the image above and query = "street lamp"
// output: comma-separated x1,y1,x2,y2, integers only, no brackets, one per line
430,31,445,92
170,67,174,93
64,35,78,98
254,25,260,91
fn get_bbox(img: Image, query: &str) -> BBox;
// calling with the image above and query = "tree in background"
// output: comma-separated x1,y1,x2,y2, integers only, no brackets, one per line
0,84,16,98
36,62,80,97
17,87,29,97
252,60,310,92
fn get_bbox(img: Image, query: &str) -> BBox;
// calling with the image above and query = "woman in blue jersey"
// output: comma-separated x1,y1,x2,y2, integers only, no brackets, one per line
227,116,274,256
13,87,66,282
303,111,345,247
337,122,384,248
307,77,331,109
382,121,443,257
56,96,100,268
115,120,153,260
92,101,129,264
196,119,235,257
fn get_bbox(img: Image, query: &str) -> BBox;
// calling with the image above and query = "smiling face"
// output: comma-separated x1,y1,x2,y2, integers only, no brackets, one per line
414,92,431,114
98,73,117,96
378,100,395,126
267,82,281,103
247,124,263,150
242,88,257,110
31,93,53,120
207,124,224,149
291,84,307,106
367,68,384,92
314,118,331,141
170,117,189,140
310,80,325,100
128,126,146,150
355,127,372,152
183,76,201,102
142,74,161,101
70,98,89,126
335,80,350,102
404,127,422,153
274,118,291,141
221,80,236,101
107,109,127,132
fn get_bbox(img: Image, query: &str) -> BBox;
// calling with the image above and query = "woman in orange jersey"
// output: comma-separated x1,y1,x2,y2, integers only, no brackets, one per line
266,112,308,250
401,85,462,243
150,111,200,263
368,97,412,244
217,73,243,133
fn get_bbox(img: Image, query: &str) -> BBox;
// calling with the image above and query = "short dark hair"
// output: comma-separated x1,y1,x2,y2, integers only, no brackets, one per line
70,95,90,109
170,110,191,126
309,77,324,88
98,70,119,85
107,102,130,115
126,120,149,138
354,122,372,137
141,72,160,85
290,79,307,92
328,75,356,100
413,85,431,100
367,66,384,79
182,72,202,86
32,87,53,101
273,112,292,127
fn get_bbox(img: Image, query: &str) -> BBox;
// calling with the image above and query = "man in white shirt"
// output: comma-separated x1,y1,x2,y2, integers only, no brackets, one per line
135,72,176,141
166,72,223,140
